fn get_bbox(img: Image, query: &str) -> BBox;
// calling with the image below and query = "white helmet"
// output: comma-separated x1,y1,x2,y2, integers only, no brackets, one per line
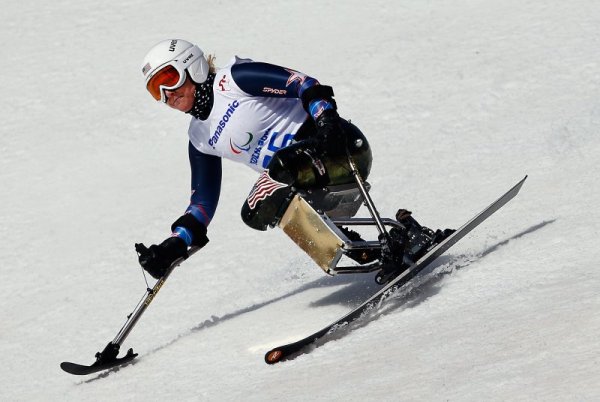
141,39,209,102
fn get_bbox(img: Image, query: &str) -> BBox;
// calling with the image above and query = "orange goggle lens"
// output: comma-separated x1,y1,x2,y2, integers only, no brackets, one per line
146,65,182,101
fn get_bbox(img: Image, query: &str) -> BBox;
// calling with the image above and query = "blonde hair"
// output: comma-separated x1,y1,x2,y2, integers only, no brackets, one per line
207,54,217,73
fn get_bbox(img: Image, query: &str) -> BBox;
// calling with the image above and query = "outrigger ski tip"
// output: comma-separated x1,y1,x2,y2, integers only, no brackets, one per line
60,342,137,376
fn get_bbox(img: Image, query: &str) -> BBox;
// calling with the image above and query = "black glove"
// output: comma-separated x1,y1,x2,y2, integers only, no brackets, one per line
300,85,347,156
135,237,189,279
314,109,347,156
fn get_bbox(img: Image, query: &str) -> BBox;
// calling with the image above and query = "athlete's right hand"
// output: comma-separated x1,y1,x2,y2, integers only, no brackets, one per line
135,237,188,279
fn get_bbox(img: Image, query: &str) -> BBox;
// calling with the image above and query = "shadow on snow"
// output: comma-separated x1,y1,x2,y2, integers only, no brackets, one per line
154,219,555,358
303,219,557,353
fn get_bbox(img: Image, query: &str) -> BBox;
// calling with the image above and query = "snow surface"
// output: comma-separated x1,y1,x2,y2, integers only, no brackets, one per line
1,0,600,400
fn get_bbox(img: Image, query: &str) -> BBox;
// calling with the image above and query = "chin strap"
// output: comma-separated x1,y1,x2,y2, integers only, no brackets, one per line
187,73,216,120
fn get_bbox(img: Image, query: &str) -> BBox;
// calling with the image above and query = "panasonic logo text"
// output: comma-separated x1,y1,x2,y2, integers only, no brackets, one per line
208,101,240,147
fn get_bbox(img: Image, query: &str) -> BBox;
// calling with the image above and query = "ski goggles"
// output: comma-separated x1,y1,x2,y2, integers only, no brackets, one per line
145,46,202,103
146,65,186,102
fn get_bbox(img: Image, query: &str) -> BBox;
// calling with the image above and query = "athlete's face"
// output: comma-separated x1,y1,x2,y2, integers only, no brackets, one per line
164,76,196,113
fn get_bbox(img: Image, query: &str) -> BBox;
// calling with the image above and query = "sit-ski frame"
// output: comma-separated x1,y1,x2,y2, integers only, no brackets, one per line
278,155,403,275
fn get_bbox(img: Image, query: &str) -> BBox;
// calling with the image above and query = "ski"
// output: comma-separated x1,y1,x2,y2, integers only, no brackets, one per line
60,343,137,375
265,175,527,364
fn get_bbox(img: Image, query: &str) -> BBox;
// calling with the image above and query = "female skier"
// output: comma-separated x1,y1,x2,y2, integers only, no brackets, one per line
135,38,373,279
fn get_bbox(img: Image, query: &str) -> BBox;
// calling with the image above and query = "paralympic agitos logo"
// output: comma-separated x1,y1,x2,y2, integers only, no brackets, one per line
230,132,253,154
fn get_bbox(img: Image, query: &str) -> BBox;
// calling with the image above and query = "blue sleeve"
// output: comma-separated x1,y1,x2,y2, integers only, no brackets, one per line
231,62,334,120
231,62,319,100
185,142,222,228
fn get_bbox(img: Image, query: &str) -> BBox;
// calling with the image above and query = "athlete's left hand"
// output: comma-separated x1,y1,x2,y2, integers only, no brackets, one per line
315,109,347,156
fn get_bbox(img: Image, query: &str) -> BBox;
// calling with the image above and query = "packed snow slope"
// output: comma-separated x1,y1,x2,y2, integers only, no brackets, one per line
1,0,599,400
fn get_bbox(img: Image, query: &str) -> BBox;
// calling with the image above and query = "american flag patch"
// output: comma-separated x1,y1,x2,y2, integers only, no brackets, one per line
142,62,152,75
247,171,288,210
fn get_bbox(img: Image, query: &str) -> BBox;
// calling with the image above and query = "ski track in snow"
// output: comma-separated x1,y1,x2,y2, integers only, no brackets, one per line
2,0,600,401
